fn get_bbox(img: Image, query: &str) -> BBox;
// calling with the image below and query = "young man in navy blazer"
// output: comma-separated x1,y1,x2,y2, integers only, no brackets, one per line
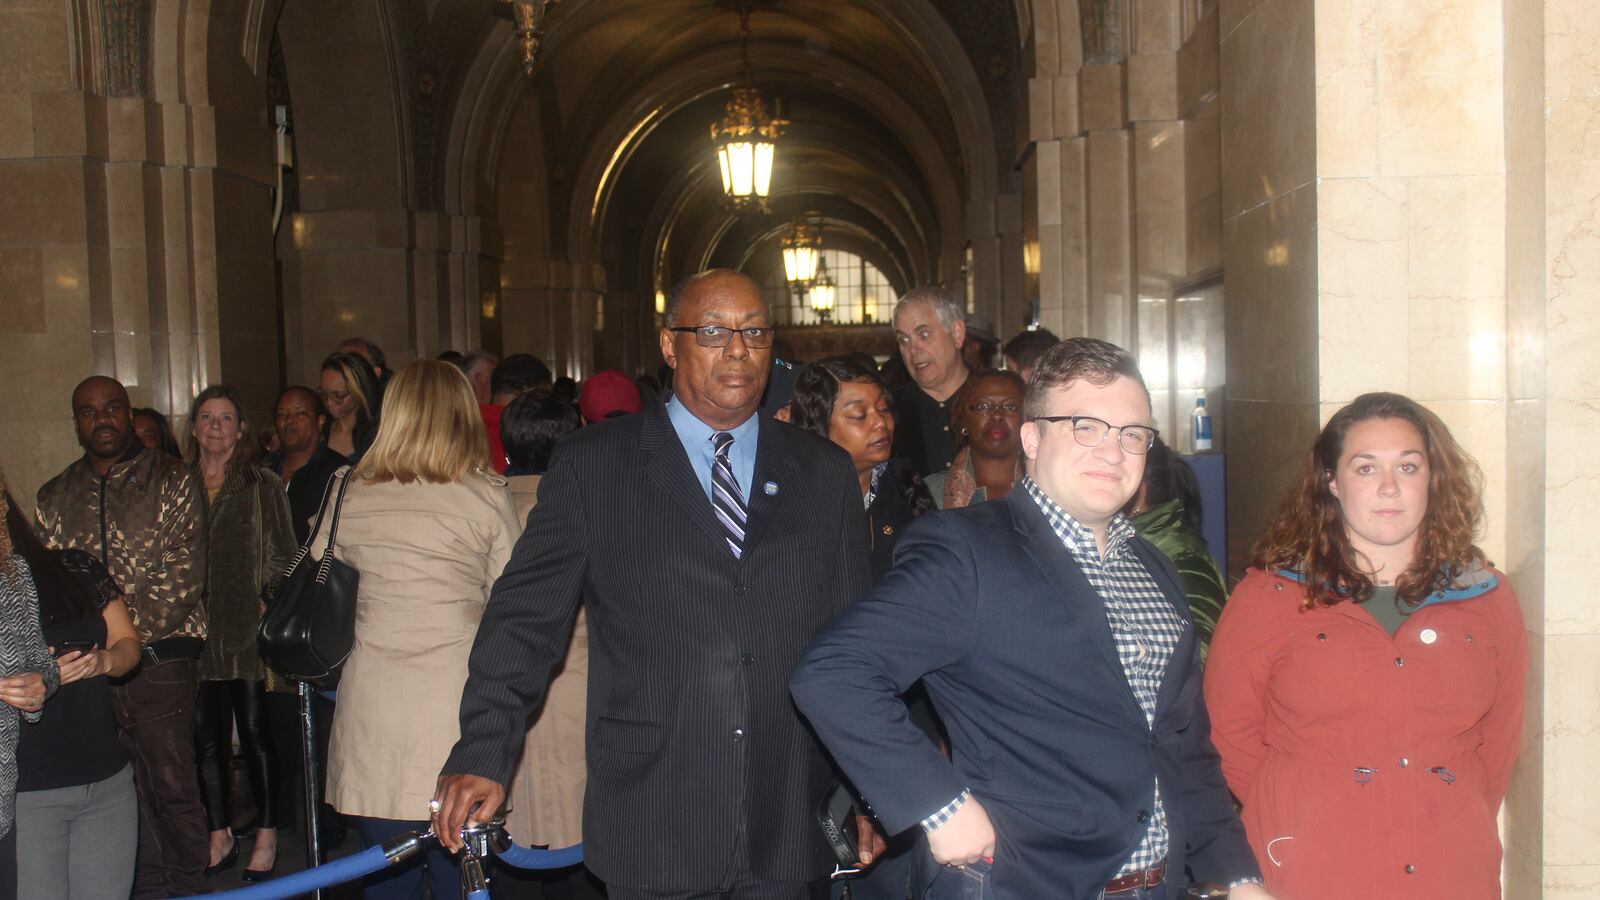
792,339,1272,900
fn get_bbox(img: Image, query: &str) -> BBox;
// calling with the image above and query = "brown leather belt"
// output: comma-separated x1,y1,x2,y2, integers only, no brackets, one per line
1103,858,1166,895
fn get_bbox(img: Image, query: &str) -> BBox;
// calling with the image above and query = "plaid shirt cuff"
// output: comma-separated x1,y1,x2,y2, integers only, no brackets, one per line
920,789,971,832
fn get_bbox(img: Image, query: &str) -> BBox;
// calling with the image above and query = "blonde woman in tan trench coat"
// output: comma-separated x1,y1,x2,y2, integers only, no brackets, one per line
310,361,519,900
492,391,592,899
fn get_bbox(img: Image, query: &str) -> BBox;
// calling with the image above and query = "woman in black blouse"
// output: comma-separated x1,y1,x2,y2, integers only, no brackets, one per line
4,490,137,900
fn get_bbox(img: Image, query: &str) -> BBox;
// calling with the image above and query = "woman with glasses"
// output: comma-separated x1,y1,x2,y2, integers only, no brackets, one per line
319,352,381,463
789,356,939,898
1204,392,1527,899
925,369,1027,509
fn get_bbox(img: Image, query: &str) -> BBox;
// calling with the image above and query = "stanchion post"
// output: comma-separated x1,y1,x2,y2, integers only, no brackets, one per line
298,680,323,900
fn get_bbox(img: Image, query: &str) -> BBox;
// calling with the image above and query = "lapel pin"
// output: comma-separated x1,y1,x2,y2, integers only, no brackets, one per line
764,481,778,496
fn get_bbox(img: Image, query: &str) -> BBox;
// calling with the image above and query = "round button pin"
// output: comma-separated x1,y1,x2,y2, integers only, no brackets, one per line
1420,628,1438,645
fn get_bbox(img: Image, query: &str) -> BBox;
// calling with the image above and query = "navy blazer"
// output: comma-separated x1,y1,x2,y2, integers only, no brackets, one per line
790,493,1258,900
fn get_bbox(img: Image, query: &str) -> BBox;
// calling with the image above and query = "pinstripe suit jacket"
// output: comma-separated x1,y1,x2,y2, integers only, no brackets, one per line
444,402,870,891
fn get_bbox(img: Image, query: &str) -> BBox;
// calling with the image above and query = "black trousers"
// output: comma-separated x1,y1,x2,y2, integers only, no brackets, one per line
193,678,277,831
112,659,210,898
0,826,16,900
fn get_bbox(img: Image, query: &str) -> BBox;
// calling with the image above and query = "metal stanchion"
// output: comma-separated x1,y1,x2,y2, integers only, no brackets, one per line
297,680,323,900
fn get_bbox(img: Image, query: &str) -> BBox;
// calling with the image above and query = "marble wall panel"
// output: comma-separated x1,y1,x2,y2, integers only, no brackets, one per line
1405,175,1508,401
1542,396,1600,635
1374,0,1505,176
1175,6,1219,117
1222,398,1319,576
1134,121,1186,213
1127,53,1178,122
1219,0,1314,219
1312,0,1377,177
1539,632,1600,864
1079,64,1128,132
0,93,31,159
1222,184,1317,403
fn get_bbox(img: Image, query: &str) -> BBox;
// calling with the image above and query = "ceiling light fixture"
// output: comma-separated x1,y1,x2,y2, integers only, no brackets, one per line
710,4,786,210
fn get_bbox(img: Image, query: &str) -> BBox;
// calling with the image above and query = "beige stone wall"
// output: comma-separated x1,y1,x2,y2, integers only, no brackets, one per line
0,1,276,504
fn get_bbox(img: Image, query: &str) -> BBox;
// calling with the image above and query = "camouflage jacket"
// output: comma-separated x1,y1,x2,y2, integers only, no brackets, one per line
35,446,208,644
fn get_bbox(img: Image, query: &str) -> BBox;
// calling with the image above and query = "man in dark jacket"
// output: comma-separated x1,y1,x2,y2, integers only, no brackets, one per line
433,270,870,899
889,287,969,477
791,340,1269,900
36,375,209,898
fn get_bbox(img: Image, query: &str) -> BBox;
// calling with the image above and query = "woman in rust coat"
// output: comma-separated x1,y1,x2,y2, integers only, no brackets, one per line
1204,392,1526,899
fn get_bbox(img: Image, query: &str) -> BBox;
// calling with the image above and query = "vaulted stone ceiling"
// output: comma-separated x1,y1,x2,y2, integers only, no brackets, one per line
394,0,1019,295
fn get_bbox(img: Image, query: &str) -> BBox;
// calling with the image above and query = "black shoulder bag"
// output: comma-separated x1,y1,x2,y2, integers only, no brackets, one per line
258,467,358,689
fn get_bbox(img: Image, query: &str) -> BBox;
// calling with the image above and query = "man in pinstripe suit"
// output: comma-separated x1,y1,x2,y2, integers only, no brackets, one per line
435,270,871,900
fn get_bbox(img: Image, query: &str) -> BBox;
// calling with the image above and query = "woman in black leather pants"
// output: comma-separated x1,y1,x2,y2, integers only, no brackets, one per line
186,385,297,880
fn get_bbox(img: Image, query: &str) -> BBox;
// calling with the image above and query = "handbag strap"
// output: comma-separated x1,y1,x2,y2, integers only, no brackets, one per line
278,465,348,578
321,466,354,553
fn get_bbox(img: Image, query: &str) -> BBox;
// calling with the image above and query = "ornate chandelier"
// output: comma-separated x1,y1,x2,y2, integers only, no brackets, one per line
809,256,836,323
503,0,559,77
780,216,821,284
710,5,786,209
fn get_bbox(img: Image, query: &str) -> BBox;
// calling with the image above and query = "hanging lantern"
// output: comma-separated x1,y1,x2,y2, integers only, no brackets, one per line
501,0,560,77
780,216,821,284
710,5,786,210
810,256,835,323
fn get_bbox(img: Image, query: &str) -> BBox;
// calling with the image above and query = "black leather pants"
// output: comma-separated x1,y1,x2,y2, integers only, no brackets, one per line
193,679,277,831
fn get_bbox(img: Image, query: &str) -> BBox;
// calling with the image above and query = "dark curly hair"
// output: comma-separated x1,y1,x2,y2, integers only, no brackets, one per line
790,356,933,515
1251,392,1486,609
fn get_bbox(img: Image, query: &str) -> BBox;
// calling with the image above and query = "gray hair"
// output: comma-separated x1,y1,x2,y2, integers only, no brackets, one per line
893,286,965,330
459,350,499,378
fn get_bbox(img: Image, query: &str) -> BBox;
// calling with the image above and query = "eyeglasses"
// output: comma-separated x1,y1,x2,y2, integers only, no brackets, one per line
969,401,1022,416
668,325,775,349
1031,415,1159,455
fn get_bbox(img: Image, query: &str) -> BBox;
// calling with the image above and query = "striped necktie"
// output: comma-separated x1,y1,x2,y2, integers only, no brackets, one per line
711,432,748,559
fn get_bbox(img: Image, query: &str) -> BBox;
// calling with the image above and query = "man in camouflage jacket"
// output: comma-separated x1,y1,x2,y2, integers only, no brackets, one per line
36,375,210,899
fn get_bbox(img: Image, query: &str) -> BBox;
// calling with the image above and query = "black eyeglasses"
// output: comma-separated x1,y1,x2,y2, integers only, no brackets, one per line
1031,415,1159,455
669,325,776,349
970,401,1023,416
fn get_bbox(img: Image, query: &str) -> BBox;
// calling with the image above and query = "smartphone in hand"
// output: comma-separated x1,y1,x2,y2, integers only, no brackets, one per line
54,640,97,658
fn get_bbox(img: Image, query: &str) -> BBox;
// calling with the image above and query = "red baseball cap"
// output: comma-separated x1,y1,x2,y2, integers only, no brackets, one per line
579,370,642,423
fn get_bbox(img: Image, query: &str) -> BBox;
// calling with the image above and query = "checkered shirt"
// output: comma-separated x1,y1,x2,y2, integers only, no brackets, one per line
1023,476,1186,875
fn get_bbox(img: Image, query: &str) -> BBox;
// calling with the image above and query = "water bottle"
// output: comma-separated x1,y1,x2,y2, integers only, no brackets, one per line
1191,397,1213,452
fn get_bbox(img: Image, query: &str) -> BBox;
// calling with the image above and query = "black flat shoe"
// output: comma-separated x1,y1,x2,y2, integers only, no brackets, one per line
240,859,276,883
204,837,240,877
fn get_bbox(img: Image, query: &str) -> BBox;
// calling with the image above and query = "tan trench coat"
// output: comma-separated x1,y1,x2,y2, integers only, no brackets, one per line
314,471,519,821
502,474,588,848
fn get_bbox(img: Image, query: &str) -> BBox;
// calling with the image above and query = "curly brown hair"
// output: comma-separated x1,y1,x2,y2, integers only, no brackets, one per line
1251,392,1485,609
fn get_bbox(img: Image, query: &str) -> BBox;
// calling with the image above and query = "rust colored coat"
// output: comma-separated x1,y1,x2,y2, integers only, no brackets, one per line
1204,567,1526,900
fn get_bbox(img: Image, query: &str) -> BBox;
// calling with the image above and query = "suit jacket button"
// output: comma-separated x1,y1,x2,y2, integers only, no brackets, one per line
740,654,755,665
1136,809,1149,822
1404,864,1415,874
734,584,746,596
732,728,745,741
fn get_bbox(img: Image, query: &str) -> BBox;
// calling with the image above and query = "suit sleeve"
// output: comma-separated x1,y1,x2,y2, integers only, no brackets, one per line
790,515,977,834
442,450,588,786
828,454,871,620
1479,576,1528,806
137,464,208,642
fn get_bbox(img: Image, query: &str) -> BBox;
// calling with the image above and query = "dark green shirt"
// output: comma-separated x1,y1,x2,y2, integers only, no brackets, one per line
1359,585,1413,636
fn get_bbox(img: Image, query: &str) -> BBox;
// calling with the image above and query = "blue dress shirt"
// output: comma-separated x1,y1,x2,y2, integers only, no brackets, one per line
665,397,760,503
